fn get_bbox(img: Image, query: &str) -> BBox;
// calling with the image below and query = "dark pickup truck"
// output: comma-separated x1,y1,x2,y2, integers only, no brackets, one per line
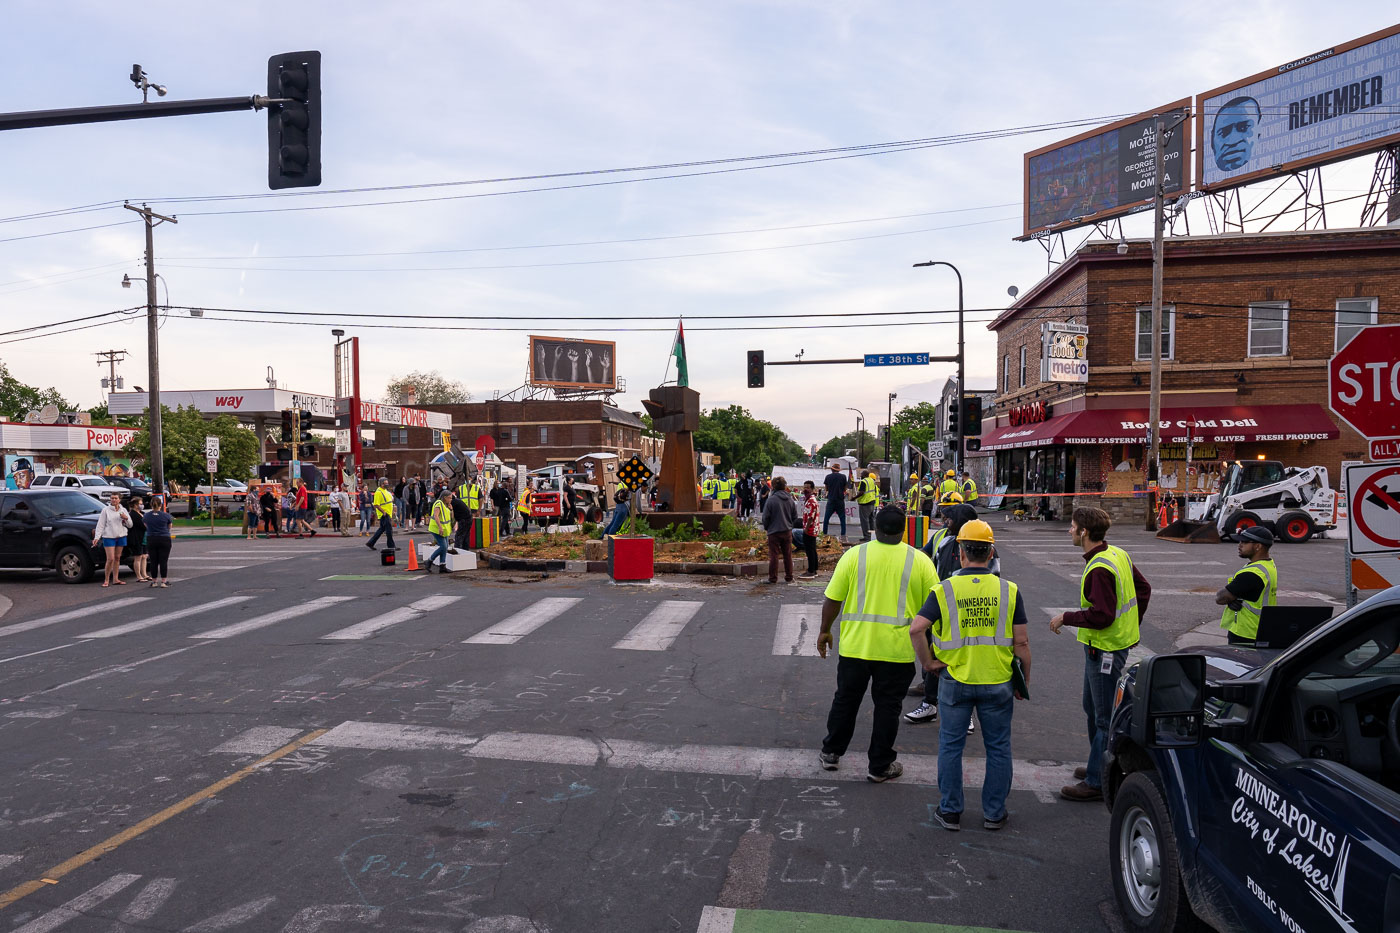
0,488,124,583
1105,588,1400,932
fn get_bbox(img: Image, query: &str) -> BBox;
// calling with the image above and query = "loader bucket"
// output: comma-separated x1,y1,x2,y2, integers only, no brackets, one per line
1155,519,1221,544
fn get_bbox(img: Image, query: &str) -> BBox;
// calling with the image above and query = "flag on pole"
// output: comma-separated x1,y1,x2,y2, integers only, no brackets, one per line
671,319,689,387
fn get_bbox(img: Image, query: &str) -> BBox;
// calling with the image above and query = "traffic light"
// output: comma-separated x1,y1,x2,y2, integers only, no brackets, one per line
276,446,292,461
279,409,293,443
947,402,959,435
267,51,322,190
962,396,983,435
298,410,314,443
966,438,982,452
298,443,318,459
746,350,765,388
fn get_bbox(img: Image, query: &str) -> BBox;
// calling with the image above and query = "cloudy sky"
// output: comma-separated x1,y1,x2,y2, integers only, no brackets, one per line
2,1,1391,447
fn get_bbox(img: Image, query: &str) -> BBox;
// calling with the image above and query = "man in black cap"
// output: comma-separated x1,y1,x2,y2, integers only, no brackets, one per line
1216,525,1277,644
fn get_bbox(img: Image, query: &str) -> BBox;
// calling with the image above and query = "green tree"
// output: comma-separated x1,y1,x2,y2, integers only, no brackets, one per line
816,430,880,463
384,370,472,405
121,405,260,490
694,405,805,474
887,401,941,456
0,360,72,420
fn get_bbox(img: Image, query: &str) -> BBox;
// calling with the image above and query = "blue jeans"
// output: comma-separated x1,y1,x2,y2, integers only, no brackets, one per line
937,676,1014,820
822,499,846,536
428,532,448,566
603,501,630,536
367,514,395,550
1083,645,1128,790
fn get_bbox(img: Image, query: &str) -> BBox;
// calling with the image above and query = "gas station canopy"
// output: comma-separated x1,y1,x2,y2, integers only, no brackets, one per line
109,389,452,430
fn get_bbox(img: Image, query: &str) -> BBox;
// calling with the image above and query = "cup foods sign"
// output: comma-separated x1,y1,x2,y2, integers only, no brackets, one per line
1042,322,1089,384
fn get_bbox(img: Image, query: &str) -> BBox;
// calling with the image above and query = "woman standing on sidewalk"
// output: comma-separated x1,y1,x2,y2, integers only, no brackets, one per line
92,491,132,588
357,485,372,536
143,496,175,588
242,486,260,540
128,497,151,583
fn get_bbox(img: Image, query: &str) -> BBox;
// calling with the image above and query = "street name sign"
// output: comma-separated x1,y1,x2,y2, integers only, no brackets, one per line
864,353,929,367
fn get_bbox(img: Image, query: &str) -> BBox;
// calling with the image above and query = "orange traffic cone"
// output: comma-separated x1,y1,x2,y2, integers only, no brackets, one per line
404,542,420,572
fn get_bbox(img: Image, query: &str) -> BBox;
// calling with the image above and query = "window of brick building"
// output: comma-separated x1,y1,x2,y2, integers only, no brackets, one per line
1248,301,1289,356
389,428,408,445
1335,298,1377,351
1002,354,1009,393
1135,305,1176,361
1018,347,1027,387
539,426,549,445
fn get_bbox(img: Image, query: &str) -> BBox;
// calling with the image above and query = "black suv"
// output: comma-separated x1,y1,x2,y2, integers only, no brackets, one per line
0,489,122,583
106,475,155,502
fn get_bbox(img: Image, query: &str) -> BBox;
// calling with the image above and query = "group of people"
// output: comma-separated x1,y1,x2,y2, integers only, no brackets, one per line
701,471,772,520
91,492,175,588
239,480,354,539
812,499,1281,829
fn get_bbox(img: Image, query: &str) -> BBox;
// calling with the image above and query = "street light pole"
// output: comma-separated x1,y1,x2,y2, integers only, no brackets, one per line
1144,111,1187,531
913,260,964,472
885,392,897,462
846,407,865,468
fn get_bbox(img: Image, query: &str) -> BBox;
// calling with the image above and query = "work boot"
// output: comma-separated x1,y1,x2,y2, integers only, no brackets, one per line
818,752,840,771
1074,766,1088,780
1060,781,1103,802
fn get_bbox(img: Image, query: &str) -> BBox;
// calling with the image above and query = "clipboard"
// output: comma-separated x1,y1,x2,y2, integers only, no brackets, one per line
1011,656,1029,700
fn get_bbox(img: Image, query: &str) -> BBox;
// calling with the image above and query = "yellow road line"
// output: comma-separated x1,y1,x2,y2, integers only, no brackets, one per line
0,728,328,913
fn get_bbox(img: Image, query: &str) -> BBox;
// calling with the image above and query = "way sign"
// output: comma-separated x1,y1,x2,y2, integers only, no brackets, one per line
1345,462,1400,555
204,435,220,458
1329,324,1400,439
864,353,929,367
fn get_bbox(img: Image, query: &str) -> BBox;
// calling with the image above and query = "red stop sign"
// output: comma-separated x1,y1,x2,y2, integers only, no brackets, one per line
1329,324,1400,440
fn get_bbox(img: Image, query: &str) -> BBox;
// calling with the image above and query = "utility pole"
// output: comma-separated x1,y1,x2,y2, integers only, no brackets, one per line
912,260,965,472
95,349,127,400
1145,116,1167,531
124,202,177,495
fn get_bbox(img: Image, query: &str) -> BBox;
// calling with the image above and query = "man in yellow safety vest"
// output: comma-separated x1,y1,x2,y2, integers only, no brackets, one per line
910,519,1031,831
1215,525,1277,644
366,477,396,552
1050,506,1153,802
856,470,879,542
905,473,921,512
702,475,718,500
939,469,960,501
960,471,979,507
719,472,736,509
817,505,936,782
457,478,481,516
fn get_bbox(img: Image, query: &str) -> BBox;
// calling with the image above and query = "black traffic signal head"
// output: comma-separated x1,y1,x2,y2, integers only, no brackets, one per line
298,443,317,460
746,350,765,388
267,51,321,190
947,404,959,434
298,409,314,443
962,397,983,436
276,446,292,461
279,409,294,443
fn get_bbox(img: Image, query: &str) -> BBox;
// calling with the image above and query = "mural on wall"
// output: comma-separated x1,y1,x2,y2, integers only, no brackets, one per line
2,453,137,488
4,456,35,489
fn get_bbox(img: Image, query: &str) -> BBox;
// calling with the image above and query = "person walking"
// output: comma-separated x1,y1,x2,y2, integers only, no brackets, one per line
426,489,455,572
602,479,631,536
1049,506,1152,802
911,519,1031,831
293,480,316,538
796,480,820,579
92,491,131,588
817,505,937,782
280,488,296,535
393,477,406,528
127,497,150,583
356,485,372,536
856,470,879,542
1215,526,1277,644
517,483,534,534
241,486,260,539
821,464,848,538
260,485,280,538
761,476,799,585
143,496,175,588
489,480,513,537
366,478,397,551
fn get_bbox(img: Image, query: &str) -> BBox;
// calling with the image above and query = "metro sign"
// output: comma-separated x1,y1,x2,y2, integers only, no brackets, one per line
1329,324,1400,441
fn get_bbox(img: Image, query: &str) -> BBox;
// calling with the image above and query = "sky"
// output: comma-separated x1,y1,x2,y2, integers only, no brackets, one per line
2,1,1394,448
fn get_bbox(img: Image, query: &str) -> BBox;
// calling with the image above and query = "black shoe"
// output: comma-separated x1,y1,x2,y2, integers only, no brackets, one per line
365,542,375,549
983,814,1007,831
818,752,840,771
933,809,961,832
867,761,903,783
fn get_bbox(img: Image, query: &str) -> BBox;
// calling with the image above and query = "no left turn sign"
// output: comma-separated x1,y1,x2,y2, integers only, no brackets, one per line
1346,462,1400,555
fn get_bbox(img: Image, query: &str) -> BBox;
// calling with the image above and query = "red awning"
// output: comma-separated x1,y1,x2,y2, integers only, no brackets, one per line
979,404,1339,451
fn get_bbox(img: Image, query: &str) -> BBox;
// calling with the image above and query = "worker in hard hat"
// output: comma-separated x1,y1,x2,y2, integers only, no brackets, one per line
919,473,937,520
855,469,879,542
937,470,960,520
905,473,922,512
960,470,979,509
910,518,1031,831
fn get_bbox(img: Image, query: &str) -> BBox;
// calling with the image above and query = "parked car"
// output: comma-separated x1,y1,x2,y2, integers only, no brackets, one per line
105,475,155,502
1105,591,1400,932
27,473,130,503
194,478,249,497
0,489,126,583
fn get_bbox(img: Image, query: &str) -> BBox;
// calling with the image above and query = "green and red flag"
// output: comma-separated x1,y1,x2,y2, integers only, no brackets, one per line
671,319,689,387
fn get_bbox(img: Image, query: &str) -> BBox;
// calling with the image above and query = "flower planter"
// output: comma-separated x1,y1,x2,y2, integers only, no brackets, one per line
608,535,654,582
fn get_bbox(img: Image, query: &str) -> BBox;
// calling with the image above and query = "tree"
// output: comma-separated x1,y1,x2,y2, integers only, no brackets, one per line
384,370,471,405
694,405,805,474
816,430,880,464
121,405,260,491
887,401,941,456
0,360,72,421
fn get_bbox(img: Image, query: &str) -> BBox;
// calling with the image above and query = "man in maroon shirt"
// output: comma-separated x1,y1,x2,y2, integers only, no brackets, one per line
1049,506,1151,801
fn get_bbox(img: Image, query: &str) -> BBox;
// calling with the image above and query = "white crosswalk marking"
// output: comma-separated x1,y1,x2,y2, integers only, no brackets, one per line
463,597,581,645
772,604,821,657
191,596,354,639
322,594,463,641
11,872,142,933
612,600,704,651
0,597,152,639
80,596,255,639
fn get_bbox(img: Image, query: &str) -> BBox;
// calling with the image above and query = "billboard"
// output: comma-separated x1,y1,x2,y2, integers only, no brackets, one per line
1041,322,1089,384
1021,101,1190,239
1197,24,1400,192
528,336,616,390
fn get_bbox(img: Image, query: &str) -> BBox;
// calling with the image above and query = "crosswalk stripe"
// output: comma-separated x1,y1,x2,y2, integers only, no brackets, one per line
463,597,581,645
0,597,152,639
191,596,354,639
612,600,704,651
80,596,255,639
773,604,821,657
9,872,142,933
322,595,463,641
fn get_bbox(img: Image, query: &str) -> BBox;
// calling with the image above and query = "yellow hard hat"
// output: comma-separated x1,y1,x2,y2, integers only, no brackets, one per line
940,492,964,505
909,473,918,480
945,469,956,477
956,519,994,543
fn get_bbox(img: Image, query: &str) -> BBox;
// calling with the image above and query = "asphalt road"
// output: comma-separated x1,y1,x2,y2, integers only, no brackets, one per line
0,520,1348,932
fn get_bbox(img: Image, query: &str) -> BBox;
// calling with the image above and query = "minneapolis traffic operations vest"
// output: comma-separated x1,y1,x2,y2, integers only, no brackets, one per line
1220,558,1278,640
857,476,878,504
429,500,453,536
930,572,1019,684
827,541,934,663
1078,544,1141,651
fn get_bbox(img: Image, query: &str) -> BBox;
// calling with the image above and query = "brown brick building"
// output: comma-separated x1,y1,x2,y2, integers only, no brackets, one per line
982,227,1395,519
370,399,649,480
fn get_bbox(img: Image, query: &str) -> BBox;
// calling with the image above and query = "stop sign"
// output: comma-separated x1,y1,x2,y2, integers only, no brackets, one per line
1329,324,1400,439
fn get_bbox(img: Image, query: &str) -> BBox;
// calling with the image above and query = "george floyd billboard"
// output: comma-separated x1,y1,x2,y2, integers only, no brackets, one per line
528,336,616,390
1020,101,1191,239
1196,24,1400,192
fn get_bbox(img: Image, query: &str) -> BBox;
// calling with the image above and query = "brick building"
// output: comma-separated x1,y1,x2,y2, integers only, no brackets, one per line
982,227,1394,520
371,399,649,479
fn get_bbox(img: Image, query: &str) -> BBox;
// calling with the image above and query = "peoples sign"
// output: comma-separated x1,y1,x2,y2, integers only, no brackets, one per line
1329,324,1400,440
